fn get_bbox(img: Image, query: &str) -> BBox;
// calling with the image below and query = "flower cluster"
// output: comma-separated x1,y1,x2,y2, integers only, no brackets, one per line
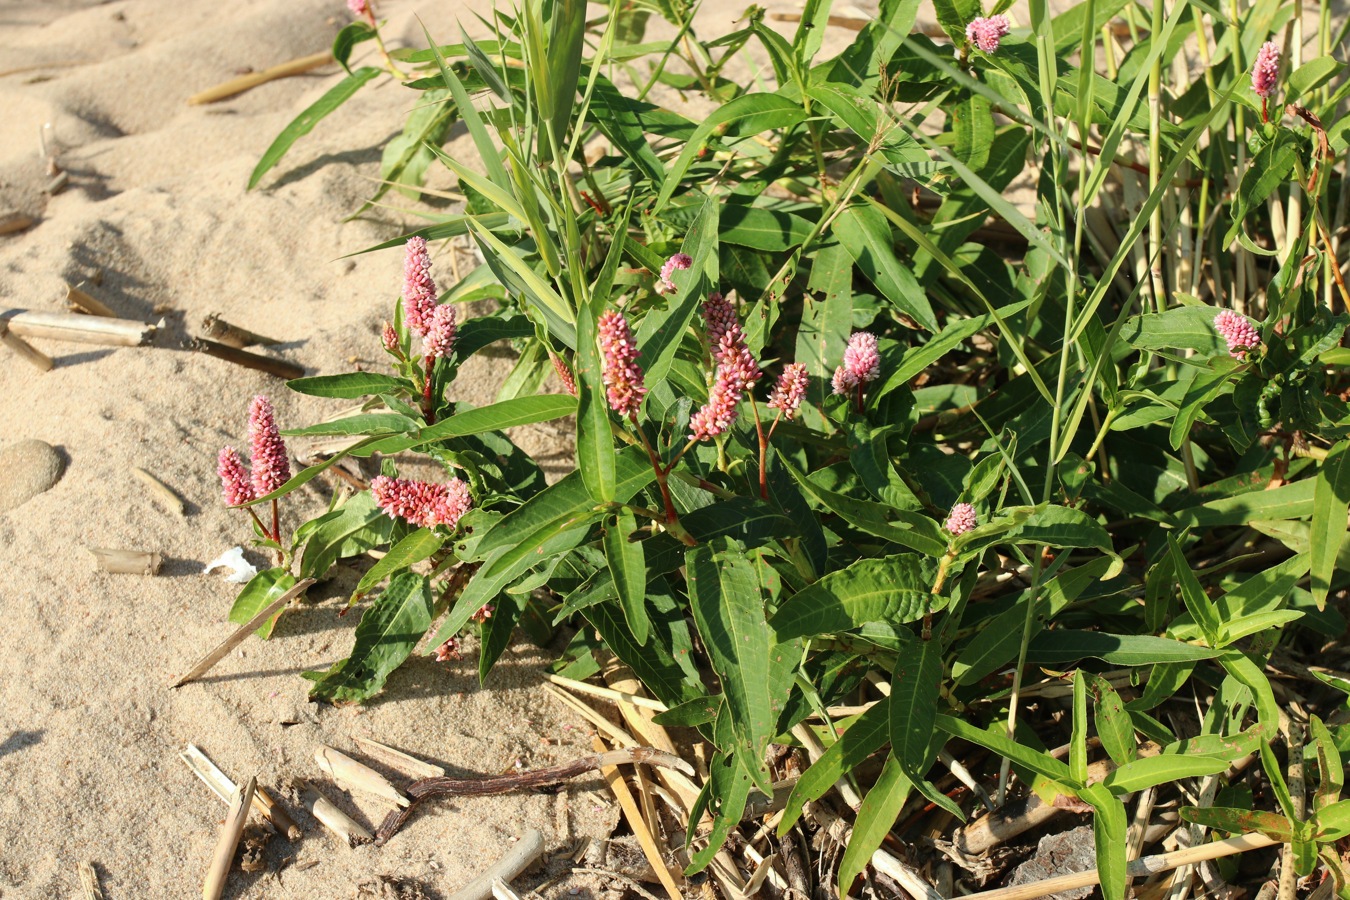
658,253,692,294
1214,310,1261,361
371,475,472,530
471,603,495,624
433,636,461,662
945,502,978,536
768,364,809,420
217,395,291,507
424,303,457,360
598,310,647,416
347,0,371,17
691,295,762,441
832,332,881,396
1252,41,1280,98
402,236,437,337
966,15,1011,54
381,321,399,353
550,353,578,396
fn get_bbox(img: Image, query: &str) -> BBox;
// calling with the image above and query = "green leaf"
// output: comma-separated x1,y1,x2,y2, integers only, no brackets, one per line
1081,783,1128,900
333,22,377,74
1311,715,1344,811
635,193,719,384
1315,799,1350,840
1088,673,1136,765
835,204,937,331
653,94,807,213
299,492,391,580
1312,441,1350,610
1174,478,1316,528
1119,307,1230,357
1169,534,1222,647
288,372,411,399
779,698,890,833
248,67,381,190
687,542,789,793
351,528,444,604
366,395,578,455
604,511,649,645
1009,504,1114,553
797,238,854,413
837,754,913,894
1179,806,1294,842
771,554,936,640
890,637,944,780
305,573,433,703
936,714,1075,784
1219,650,1279,739
228,567,297,640
781,456,947,556
1169,363,1236,450
1070,670,1089,785
1026,631,1222,666
281,414,418,437
1102,755,1230,793
1288,57,1343,100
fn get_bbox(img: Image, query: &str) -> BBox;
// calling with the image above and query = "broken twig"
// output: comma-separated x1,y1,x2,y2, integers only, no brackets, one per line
188,337,303,380
189,51,334,105
170,578,314,687
203,776,255,900
67,285,115,317
2,309,154,346
201,313,281,349
314,745,409,808
180,744,301,840
88,547,162,575
299,781,373,847
445,828,544,900
0,320,53,371
133,467,187,518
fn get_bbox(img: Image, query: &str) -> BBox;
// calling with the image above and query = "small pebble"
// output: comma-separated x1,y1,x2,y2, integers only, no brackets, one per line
0,439,64,512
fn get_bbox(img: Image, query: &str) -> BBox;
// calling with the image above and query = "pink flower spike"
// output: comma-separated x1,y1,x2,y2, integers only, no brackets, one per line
1252,41,1280,98
347,0,370,16
768,363,809,420
433,636,461,662
371,475,473,530
550,353,577,396
843,331,881,385
402,236,437,337
689,363,745,441
658,253,693,294
424,304,457,360
702,292,736,351
966,15,1011,54
598,310,647,416
381,321,399,353
831,365,858,396
945,502,978,536
217,447,255,506
1214,310,1261,360
702,293,762,391
247,396,291,497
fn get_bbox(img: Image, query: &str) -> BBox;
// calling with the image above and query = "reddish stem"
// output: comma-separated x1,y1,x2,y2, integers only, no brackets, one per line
631,412,681,528
753,403,768,500
422,359,436,424
271,499,280,543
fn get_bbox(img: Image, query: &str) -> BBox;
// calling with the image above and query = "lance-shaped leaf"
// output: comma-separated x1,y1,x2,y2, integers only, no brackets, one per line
350,528,444,605
604,510,649,645
1081,783,1128,900
1101,755,1229,793
890,636,944,782
1312,441,1350,610
779,697,891,833
249,67,382,189
771,553,937,640
1168,534,1222,647
229,567,297,640
288,373,412,399
837,754,913,893
1179,806,1294,842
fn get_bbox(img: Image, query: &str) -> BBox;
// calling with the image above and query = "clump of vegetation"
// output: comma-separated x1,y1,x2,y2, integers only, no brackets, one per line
224,0,1350,894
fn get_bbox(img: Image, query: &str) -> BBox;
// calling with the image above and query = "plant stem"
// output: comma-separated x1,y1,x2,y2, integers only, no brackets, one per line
753,403,769,499
422,361,436,424
270,499,280,544
923,550,956,641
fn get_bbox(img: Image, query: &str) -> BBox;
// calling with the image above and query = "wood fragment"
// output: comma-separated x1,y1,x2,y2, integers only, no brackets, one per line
490,879,523,900
0,211,34,235
88,547,162,575
78,862,104,900
545,673,668,711
593,735,685,900
203,776,255,900
133,467,186,518
188,337,303,379
200,313,281,349
3,309,154,346
353,735,446,779
445,828,544,900
189,51,334,105
375,747,693,845
180,745,301,840
67,285,116,317
959,833,1280,900
45,171,69,195
299,782,373,847
170,578,314,687
314,746,409,808
0,320,53,371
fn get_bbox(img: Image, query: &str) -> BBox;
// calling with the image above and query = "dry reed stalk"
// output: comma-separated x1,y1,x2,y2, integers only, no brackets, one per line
0,320,53,371
314,746,409,808
78,862,104,900
592,734,685,900
88,547,162,575
133,467,186,518
188,51,334,105
180,745,301,840
66,285,115,317
188,337,303,379
444,828,544,900
960,833,1280,900
300,781,373,846
545,672,668,712
170,578,314,687
542,685,639,748
0,211,34,235
200,313,281,349
202,776,255,900
353,736,446,779
2,310,154,346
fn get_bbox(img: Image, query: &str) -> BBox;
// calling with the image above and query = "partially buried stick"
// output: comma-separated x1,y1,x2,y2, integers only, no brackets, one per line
203,776,255,900
0,319,53,372
374,747,694,845
446,829,544,900
189,51,334,105
171,578,314,687
88,548,162,575
188,337,303,380
200,313,281,349
2,310,154,346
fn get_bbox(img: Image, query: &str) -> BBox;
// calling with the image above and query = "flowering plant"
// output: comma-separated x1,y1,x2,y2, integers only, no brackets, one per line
229,0,1350,895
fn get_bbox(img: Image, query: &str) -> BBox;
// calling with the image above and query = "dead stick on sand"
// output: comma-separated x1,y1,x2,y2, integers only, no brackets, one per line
88,547,163,575
958,832,1280,900
299,781,374,847
67,285,116,317
203,776,255,900
171,578,314,687
188,337,304,380
189,51,334,105
180,744,301,840
445,829,544,900
0,320,53,372
133,467,187,518
0,211,35,235
374,747,694,845
200,313,281,349
2,310,155,346
78,862,105,900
